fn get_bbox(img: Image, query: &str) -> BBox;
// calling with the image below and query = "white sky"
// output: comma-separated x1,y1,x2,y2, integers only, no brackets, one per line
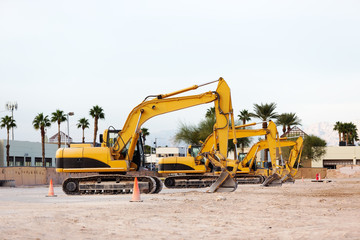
1,0,360,146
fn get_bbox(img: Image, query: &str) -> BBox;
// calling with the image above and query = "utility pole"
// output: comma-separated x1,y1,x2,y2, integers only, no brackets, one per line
5,102,18,140
65,112,74,148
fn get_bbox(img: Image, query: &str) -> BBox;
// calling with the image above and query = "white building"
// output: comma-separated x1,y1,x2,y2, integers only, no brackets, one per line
0,140,60,167
145,146,187,165
312,146,360,169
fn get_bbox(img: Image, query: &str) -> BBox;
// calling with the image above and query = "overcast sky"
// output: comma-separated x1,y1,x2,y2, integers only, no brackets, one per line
1,0,359,146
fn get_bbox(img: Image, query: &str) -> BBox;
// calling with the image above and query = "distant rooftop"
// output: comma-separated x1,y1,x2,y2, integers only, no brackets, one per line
280,126,308,139
48,131,72,143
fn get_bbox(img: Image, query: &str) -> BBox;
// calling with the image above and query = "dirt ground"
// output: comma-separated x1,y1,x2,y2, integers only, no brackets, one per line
1,178,360,240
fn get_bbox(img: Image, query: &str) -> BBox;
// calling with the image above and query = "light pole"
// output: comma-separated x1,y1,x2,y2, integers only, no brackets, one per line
65,112,74,148
5,102,18,140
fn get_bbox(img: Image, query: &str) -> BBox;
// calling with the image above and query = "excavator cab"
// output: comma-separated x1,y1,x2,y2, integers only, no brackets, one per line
100,129,120,148
187,145,202,158
238,152,247,162
101,129,146,170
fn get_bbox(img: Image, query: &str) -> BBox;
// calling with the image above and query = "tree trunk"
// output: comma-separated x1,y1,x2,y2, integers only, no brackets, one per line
41,127,46,167
241,120,246,153
263,121,268,163
6,129,10,166
82,128,85,143
93,117,98,146
57,122,61,148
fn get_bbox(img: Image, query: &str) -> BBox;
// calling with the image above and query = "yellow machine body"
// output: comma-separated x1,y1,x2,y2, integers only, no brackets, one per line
158,121,277,174
56,77,240,193
159,120,303,186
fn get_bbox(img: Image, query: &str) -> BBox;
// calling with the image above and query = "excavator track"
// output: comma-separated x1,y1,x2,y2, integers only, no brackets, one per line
164,174,266,189
62,175,162,195
164,175,218,189
235,175,265,184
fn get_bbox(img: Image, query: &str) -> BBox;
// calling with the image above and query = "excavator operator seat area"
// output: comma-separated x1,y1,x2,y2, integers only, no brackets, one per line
188,145,202,158
101,129,122,148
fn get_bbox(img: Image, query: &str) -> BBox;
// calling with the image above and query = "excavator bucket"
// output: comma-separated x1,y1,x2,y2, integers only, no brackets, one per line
281,173,295,184
262,173,282,187
207,170,238,193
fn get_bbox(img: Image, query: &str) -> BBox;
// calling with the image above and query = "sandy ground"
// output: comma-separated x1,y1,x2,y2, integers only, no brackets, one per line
1,179,360,240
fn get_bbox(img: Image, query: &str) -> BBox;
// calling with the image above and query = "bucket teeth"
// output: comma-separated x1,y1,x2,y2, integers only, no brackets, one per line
262,174,282,187
208,170,237,193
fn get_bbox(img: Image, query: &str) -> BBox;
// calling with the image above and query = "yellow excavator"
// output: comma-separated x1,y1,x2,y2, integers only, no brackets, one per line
56,77,239,194
224,135,303,186
260,136,303,186
158,121,303,188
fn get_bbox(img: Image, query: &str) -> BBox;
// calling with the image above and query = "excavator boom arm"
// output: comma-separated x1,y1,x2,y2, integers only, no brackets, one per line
112,78,232,161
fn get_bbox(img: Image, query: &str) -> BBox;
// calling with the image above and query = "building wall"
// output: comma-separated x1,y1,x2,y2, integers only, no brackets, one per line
145,147,186,164
156,147,185,155
312,146,360,168
0,140,60,167
0,140,4,167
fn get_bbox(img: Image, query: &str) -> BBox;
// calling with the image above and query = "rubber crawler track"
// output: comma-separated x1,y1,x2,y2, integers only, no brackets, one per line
164,174,265,189
62,175,162,195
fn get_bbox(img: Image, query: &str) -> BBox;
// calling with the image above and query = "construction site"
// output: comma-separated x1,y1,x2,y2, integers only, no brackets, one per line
1,77,360,239
0,176,360,239
1,1,360,238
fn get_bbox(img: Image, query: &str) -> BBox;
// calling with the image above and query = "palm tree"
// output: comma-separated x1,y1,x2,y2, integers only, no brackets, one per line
342,122,359,146
0,116,17,166
77,118,90,143
237,109,252,153
32,113,51,167
51,109,67,148
238,109,252,126
276,112,302,134
141,128,150,145
276,113,288,134
250,103,278,129
285,112,301,132
250,103,278,163
348,122,359,145
333,121,344,144
89,105,105,146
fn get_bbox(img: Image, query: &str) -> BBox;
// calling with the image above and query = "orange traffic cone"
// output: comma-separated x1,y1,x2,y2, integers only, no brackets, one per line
302,177,304,182
46,179,57,197
130,177,143,202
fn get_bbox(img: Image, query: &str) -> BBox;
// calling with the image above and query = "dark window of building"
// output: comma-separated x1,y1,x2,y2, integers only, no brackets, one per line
45,158,52,167
8,156,14,166
25,157,32,166
15,156,24,166
35,157,43,167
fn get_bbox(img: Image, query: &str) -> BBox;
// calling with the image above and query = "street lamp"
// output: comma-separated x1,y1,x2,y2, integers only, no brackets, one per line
65,112,74,148
5,102,18,140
